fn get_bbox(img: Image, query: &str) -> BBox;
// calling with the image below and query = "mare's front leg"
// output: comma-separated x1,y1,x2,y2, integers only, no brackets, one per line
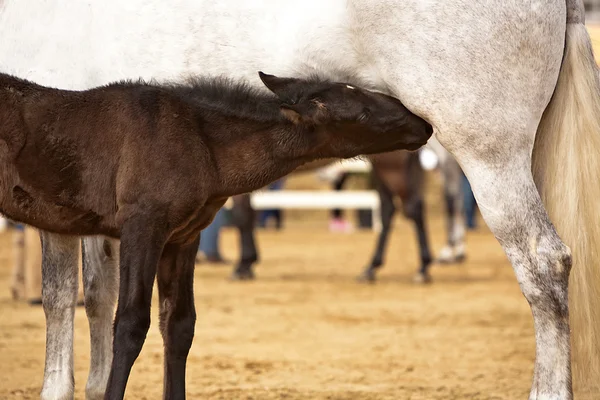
39,231,79,400
81,237,119,400
360,173,395,282
157,236,200,400
105,210,169,400
230,194,258,280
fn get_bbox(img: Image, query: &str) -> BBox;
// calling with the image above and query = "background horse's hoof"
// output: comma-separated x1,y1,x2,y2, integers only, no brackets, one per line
356,269,377,283
454,253,466,263
436,245,467,264
413,272,432,284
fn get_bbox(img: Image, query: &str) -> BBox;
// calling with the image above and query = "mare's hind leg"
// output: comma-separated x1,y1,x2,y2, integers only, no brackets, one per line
444,141,571,398
231,194,258,280
157,236,199,399
359,174,396,282
39,231,79,400
81,237,119,400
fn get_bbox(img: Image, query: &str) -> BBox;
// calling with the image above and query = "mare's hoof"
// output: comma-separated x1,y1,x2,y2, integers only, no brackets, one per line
413,273,432,284
230,269,255,281
357,269,377,283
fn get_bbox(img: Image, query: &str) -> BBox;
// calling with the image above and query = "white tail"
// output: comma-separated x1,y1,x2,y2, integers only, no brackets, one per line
532,13,600,394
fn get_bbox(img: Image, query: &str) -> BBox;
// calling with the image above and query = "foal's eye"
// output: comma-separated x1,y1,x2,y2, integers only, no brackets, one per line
357,108,370,122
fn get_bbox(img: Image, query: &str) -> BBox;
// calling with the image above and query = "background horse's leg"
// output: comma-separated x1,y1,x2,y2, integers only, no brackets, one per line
39,231,79,400
157,236,199,400
401,153,432,283
81,237,119,400
231,194,258,280
359,173,395,282
437,155,466,264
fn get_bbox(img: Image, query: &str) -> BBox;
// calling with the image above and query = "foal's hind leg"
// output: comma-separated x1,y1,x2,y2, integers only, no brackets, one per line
39,231,79,400
81,237,119,400
157,236,199,400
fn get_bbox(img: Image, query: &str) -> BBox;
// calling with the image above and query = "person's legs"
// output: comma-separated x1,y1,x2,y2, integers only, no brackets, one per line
10,223,25,300
259,179,286,229
198,208,226,262
329,173,353,232
461,172,477,230
24,226,43,304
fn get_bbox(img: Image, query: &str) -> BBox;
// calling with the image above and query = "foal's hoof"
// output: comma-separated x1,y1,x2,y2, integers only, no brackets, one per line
413,272,432,284
230,269,255,281
357,269,377,283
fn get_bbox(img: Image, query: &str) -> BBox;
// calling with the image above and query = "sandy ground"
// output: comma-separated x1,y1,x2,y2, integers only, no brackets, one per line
0,201,543,400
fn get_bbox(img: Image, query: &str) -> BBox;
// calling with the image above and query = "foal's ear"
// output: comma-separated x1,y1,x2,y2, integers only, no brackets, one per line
280,104,303,124
258,71,302,99
279,99,329,125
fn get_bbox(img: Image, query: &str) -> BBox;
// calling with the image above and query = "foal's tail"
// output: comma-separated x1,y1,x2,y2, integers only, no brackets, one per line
532,5,600,393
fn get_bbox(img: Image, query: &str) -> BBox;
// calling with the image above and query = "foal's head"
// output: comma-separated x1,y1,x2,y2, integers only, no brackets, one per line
259,72,433,155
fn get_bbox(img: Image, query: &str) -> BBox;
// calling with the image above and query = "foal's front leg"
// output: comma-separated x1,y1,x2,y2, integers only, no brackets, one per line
157,236,200,400
39,231,79,400
105,212,168,400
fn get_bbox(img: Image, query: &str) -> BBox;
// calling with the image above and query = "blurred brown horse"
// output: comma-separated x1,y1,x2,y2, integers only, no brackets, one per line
230,150,435,282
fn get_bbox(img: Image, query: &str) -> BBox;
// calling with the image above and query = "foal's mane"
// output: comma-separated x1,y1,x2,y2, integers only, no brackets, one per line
108,74,329,122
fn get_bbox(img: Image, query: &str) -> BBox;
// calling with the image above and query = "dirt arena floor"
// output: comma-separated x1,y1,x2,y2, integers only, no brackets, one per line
0,168,546,400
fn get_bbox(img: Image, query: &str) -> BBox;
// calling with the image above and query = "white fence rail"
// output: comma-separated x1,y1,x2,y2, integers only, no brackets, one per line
250,190,382,232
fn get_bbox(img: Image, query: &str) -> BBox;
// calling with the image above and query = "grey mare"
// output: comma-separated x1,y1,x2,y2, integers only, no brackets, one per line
0,0,598,398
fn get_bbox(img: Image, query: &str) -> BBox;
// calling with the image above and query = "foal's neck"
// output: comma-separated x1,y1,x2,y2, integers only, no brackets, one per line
206,117,325,196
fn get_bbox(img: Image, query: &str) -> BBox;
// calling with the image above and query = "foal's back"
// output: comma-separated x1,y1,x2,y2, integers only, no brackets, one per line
0,74,206,237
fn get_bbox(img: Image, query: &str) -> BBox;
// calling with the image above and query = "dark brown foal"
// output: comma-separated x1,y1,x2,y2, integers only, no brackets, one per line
0,71,431,399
